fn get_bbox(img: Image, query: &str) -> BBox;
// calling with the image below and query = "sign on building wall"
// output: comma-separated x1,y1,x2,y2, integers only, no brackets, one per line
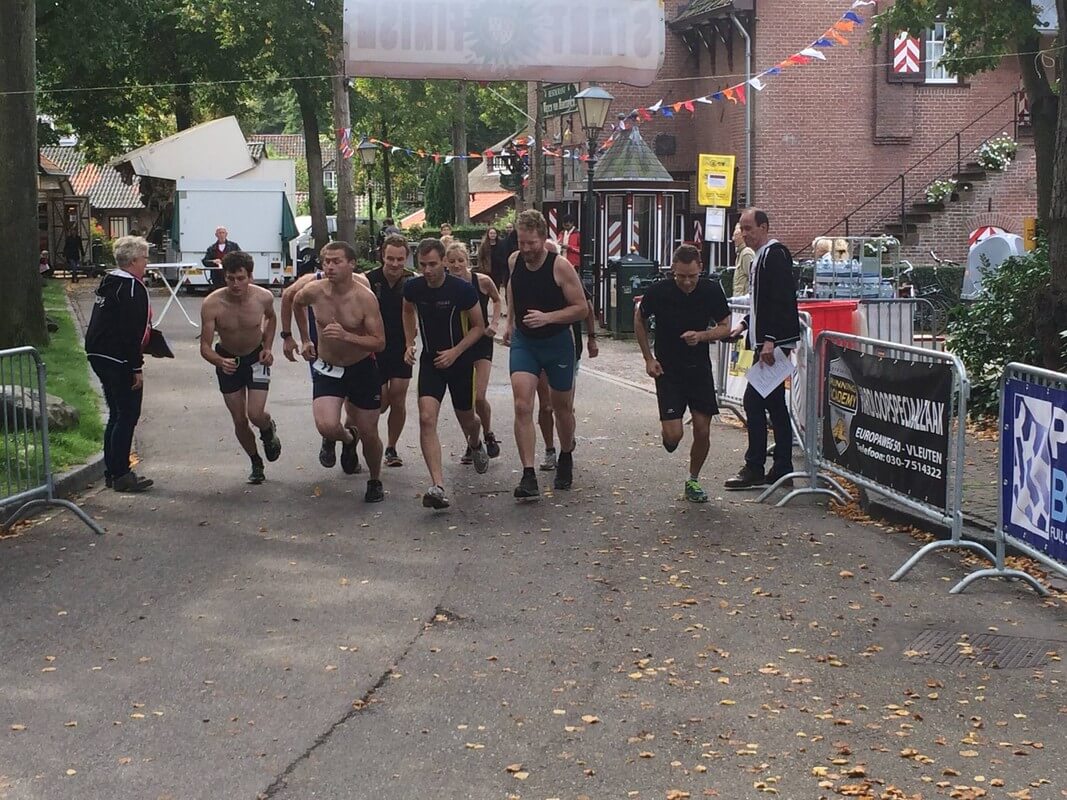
697,154,736,208
543,83,579,117
343,0,665,86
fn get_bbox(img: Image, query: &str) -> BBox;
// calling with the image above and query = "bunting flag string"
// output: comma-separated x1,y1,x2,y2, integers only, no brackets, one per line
623,0,874,120
358,133,617,165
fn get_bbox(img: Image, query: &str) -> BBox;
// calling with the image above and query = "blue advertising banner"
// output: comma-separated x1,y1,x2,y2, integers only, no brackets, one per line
1001,377,1067,565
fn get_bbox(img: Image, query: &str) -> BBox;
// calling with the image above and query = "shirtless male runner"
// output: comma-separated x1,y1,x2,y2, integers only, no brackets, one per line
199,250,282,484
281,254,371,472
293,241,387,503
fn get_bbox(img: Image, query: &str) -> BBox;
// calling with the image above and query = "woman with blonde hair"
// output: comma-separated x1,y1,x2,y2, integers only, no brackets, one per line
445,242,504,460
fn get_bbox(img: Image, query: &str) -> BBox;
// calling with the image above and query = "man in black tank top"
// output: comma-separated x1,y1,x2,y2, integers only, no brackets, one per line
504,210,590,499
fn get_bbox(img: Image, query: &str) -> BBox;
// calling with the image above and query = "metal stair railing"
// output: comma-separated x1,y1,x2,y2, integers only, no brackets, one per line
796,92,1020,258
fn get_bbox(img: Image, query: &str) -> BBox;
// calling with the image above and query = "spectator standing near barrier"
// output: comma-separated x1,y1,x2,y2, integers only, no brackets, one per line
63,228,85,277
731,222,754,298
724,209,801,490
203,226,241,289
558,216,582,270
84,235,154,493
636,244,732,503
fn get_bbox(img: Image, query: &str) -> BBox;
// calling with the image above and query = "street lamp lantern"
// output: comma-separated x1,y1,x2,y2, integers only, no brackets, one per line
357,137,378,168
574,86,613,320
357,138,378,243
575,86,614,139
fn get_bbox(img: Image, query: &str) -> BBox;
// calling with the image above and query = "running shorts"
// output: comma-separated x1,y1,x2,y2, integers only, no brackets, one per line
509,328,576,393
311,356,382,410
215,344,270,395
655,367,719,421
418,357,476,411
377,349,413,383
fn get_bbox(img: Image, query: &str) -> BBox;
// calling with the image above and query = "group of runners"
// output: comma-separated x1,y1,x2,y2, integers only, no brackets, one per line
199,210,596,509
197,207,772,508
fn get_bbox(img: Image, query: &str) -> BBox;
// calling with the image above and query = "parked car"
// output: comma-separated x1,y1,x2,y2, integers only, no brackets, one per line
289,216,341,267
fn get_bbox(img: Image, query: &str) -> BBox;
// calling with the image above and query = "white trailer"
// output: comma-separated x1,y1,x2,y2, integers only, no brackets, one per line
168,179,297,288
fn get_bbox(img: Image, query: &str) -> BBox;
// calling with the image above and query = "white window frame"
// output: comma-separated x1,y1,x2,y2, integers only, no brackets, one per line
108,216,129,239
925,23,958,85
323,170,337,191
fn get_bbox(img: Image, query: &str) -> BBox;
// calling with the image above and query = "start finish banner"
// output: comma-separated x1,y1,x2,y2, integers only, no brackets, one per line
343,0,665,86
1001,377,1067,565
822,342,953,508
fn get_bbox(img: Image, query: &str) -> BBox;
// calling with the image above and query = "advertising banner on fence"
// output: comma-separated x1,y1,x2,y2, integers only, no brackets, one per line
822,342,952,507
343,0,665,86
1001,378,1067,565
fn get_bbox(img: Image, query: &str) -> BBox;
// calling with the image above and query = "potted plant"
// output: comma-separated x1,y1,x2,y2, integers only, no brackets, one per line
975,135,1018,172
925,178,958,205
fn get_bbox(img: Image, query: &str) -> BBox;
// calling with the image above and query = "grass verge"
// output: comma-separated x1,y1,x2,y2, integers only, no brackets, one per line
1,283,102,490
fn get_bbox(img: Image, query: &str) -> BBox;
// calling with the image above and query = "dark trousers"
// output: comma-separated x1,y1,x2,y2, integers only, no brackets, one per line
743,380,793,474
89,359,143,479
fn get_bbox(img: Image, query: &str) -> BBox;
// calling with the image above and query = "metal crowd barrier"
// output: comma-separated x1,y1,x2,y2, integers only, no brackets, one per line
857,298,941,351
763,331,994,584
756,314,851,506
1,347,103,535
952,363,1067,595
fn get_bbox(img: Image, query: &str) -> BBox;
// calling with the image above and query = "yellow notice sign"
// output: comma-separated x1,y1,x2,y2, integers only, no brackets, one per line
697,154,736,207
1023,217,1038,251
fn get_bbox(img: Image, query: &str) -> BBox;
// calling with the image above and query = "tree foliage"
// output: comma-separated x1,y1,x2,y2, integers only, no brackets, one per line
947,240,1050,416
424,163,455,226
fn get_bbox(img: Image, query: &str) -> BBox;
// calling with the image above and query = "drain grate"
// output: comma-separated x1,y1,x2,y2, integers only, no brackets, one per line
903,629,1062,669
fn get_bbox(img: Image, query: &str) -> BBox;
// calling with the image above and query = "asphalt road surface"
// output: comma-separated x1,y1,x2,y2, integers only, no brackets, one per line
0,286,1064,800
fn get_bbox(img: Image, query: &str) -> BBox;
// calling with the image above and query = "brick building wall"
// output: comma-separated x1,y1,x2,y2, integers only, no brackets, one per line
537,0,1036,258
897,141,1038,264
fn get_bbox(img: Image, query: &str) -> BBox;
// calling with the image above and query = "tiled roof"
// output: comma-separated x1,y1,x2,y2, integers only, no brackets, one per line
247,133,336,170
40,146,143,210
671,0,733,25
401,191,515,229
594,126,673,183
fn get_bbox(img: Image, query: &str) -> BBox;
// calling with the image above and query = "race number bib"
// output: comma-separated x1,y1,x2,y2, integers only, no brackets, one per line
250,362,271,384
312,358,345,378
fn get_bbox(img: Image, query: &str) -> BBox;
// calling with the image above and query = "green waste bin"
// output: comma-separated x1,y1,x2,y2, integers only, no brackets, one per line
606,254,658,337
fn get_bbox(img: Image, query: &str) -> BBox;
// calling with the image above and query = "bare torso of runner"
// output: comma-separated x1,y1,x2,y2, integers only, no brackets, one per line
308,282,374,367
210,286,274,355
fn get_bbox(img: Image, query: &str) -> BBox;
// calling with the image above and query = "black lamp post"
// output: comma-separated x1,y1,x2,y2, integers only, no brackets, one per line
574,86,613,315
357,138,378,243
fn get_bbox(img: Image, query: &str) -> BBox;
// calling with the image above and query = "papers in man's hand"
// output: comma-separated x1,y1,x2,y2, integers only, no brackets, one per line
745,347,794,397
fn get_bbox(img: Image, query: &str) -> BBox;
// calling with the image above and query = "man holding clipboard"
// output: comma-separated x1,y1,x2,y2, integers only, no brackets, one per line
724,208,801,490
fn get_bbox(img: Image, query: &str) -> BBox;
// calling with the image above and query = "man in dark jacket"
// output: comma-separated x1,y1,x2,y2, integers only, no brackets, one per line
203,226,241,289
85,235,154,492
725,208,801,490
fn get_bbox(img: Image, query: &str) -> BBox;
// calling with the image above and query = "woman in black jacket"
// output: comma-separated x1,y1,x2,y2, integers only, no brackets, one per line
84,236,154,492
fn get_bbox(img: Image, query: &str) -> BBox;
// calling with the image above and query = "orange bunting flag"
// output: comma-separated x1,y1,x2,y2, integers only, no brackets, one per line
833,19,856,32
723,87,737,103
828,28,850,44
673,101,684,113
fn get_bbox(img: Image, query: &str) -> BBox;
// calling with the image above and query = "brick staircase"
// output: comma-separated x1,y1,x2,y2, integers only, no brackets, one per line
890,140,1035,264
799,92,1031,264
